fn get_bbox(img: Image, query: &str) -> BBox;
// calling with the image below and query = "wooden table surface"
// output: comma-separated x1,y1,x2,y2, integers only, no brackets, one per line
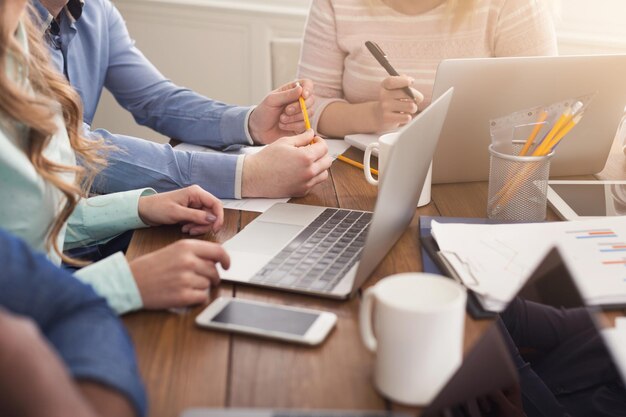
124,141,626,417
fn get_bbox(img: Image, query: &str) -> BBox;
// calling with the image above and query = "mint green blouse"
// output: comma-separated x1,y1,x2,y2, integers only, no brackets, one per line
0,21,154,314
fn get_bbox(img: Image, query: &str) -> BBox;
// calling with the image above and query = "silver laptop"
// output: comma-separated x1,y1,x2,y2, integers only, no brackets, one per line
431,54,626,184
218,88,454,299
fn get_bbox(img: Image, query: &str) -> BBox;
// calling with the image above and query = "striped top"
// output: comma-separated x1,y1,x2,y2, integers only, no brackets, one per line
297,0,558,131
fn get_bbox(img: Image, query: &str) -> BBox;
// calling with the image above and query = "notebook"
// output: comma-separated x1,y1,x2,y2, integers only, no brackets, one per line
217,88,454,299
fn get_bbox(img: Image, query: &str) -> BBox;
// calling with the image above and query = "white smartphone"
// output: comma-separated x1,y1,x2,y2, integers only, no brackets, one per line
547,180,626,220
195,297,337,346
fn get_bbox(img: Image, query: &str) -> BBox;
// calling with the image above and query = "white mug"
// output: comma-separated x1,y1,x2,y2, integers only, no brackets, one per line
363,133,433,207
359,273,466,405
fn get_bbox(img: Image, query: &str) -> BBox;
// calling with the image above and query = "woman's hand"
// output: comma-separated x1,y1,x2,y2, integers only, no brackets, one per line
129,239,231,310
137,185,224,235
373,75,424,133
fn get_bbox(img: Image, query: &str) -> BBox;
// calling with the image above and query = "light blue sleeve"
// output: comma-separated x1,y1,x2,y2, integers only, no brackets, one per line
64,188,155,249
87,126,243,199
74,252,143,314
102,0,253,147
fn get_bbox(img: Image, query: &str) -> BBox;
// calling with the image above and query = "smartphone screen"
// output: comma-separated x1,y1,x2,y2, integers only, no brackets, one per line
211,300,320,336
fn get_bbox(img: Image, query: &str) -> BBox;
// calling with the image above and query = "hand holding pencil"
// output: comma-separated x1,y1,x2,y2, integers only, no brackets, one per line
297,85,378,177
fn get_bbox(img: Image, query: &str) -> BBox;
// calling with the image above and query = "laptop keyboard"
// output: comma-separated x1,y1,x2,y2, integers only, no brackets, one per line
250,208,372,293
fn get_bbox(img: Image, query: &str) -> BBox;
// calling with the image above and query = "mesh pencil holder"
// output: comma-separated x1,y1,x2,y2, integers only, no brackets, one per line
487,143,554,222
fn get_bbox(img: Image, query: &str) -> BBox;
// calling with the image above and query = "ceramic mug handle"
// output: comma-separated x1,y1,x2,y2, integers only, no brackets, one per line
359,287,378,352
364,142,380,186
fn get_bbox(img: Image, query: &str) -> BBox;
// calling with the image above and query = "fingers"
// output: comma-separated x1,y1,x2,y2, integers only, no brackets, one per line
284,129,316,147
188,186,224,231
181,223,214,236
409,87,425,103
382,75,413,91
268,81,305,108
184,239,231,270
277,79,313,97
303,138,330,163
174,205,215,227
306,160,332,188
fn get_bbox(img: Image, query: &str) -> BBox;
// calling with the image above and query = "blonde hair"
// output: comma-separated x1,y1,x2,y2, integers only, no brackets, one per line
0,5,107,265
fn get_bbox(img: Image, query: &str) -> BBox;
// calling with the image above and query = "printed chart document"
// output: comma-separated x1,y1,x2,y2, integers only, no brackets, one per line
174,140,351,212
431,217,626,311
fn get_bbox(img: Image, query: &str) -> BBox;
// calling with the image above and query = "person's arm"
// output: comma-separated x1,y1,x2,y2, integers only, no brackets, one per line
65,188,155,249
296,0,420,137
0,311,99,417
70,186,229,314
87,124,244,199
493,0,558,57
102,0,253,148
0,229,146,417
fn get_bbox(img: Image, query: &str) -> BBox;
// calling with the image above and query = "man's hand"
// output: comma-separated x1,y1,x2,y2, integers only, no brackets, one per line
248,79,315,145
137,185,224,235
242,129,332,198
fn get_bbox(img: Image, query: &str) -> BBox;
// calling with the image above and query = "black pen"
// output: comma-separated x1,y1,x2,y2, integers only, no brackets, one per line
365,40,416,100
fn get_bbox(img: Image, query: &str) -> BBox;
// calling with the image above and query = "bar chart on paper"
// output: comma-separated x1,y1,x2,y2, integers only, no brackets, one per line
563,228,626,284
431,217,626,310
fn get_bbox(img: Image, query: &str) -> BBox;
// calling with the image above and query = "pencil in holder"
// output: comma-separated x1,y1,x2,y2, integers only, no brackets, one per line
487,142,554,222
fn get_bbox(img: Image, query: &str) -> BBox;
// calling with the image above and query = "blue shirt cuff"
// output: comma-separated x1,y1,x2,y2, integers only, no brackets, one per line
220,106,254,146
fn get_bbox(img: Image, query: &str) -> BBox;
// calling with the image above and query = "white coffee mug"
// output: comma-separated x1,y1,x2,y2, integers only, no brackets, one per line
359,273,466,405
363,133,433,207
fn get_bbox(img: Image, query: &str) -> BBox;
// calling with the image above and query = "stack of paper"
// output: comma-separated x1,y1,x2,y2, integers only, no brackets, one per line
431,217,626,311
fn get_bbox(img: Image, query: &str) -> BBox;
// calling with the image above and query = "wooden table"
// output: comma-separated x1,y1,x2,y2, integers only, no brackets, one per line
124,141,626,417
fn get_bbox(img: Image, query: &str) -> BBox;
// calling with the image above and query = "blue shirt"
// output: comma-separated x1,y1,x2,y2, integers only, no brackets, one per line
33,0,253,199
0,229,147,416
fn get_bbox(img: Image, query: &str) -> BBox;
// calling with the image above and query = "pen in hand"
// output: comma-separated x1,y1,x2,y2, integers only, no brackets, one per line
365,40,417,101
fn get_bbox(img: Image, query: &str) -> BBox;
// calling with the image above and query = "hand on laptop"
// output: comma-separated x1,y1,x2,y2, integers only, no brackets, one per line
138,185,224,235
130,239,230,309
373,75,424,133
242,130,332,198
248,79,315,144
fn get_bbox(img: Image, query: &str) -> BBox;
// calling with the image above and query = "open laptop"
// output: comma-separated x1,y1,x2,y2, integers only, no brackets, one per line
183,247,626,417
430,54,626,184
217,88,454,299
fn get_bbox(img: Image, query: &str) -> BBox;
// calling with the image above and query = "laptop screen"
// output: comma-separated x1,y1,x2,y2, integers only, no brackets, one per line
424,247,626,417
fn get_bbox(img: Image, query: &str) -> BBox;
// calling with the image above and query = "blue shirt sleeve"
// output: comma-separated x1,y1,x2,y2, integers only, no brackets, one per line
0,229,147,417
89,126,241,198
101,0,252,147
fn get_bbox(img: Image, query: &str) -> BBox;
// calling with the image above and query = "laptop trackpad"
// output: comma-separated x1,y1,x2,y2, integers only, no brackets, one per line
223,221,304,255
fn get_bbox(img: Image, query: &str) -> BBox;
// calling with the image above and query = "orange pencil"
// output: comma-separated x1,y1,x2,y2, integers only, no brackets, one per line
299,96,311,131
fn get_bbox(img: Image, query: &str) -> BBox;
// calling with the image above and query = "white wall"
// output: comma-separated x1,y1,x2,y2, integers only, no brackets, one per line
94,0,626,143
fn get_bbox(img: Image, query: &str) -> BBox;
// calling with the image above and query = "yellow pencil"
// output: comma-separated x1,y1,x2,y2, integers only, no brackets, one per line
299,96,311,131
532,109,570,156
337,154,379,176
519,111,548,156
545,114,582,151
